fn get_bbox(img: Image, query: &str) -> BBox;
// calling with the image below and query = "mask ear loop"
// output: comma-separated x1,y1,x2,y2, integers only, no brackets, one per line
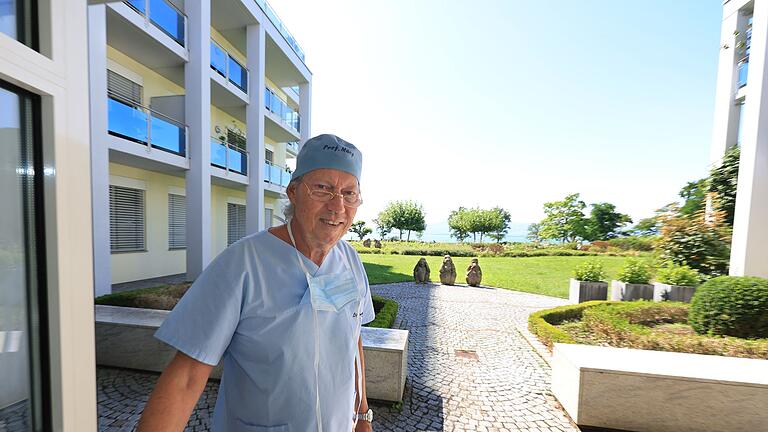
287,218,324,432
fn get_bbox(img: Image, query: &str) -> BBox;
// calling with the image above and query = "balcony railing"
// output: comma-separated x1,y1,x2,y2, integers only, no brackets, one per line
286,141,299,154
264,160,291,187
210,40,249,93
108,93,187,157
253,0,305,62
125,0,186,47
738,58,749,88
210,137,248,175
265,88,300,133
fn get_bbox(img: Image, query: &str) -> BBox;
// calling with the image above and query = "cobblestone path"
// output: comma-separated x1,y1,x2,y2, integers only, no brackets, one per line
96,282,579,432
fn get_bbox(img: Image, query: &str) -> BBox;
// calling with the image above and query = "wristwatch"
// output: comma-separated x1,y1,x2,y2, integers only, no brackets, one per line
356,408,373,423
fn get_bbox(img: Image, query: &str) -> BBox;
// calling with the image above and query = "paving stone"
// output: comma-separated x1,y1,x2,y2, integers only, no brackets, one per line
94,282,581,431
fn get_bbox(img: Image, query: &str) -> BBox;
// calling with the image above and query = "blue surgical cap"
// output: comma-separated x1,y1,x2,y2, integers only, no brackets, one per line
291,134,362,182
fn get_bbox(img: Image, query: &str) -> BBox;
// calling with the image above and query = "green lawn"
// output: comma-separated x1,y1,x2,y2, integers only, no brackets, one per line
361,254,648,298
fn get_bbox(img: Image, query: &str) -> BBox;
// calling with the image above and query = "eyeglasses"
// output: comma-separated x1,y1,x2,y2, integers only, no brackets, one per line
303,182,363,208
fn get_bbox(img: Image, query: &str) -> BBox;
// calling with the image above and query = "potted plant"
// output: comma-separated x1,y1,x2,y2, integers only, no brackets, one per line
570,260,608,303
653,264,701,303
611,259,654,301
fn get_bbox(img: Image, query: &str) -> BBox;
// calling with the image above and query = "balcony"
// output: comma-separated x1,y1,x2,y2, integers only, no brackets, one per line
264,160,291,188
211,40,248,93
210,137,248,176
286,140,299,156
264,87,300,141
125,0,186,47
253,0,305,62
107,93,187,157
738,58,749,89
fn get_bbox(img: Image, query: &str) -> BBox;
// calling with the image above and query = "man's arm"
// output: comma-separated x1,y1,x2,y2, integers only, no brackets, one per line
137,351,214,432
354,336,372,431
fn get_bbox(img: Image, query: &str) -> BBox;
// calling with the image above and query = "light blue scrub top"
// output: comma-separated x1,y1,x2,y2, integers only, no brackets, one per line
155,230,375,431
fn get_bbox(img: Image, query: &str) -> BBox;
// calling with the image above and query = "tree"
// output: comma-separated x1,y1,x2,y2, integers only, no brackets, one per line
582,202,632,241
538,193,587,243
448,207,471,242
349,220,372,240
708,145,740,225
527,223,542,244
631,216,660,236
679,179,708,216
378,200,426,241
486,207,512,243
372,217,392,240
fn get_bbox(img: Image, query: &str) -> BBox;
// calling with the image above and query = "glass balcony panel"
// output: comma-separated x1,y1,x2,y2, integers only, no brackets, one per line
265,88,271,110
270,95,283,117
228,57,248,92
738,60,749,88
281,169,291,187
108,97,148,144
126,0,146,14
271,164,282,185
149,0,185,46
263,161,272,182
211,139,227,168
210,42,227,77
150,114,185,155
228,147,247,175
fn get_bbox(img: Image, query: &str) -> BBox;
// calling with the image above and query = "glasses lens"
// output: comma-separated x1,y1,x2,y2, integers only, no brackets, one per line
309,190,333,201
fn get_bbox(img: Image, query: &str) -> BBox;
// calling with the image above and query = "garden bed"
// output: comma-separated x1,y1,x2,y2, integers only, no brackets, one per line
529,301,768,359
95,284,399,329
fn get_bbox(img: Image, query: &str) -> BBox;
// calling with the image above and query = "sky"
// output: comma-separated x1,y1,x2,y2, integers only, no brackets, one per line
269,0,724,238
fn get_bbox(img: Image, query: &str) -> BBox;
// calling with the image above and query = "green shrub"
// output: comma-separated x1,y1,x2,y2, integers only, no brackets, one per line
656,264,701,286
689,276,768,339
527,301,606,349
605,236,657,252
365,295,398,329
573,260,607,282
616,258,652,284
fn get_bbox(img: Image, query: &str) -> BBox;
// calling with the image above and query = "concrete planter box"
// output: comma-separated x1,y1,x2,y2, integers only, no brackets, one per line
95,305,408,401
653,282,697,303
610,280,654,301
551,343,768,432
569,279,608,303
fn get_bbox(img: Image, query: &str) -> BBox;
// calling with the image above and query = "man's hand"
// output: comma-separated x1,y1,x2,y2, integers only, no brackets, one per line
354,420,373,432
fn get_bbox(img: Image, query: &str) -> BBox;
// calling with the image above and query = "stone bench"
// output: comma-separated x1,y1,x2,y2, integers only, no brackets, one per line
551,343,768,432
95,305,408,401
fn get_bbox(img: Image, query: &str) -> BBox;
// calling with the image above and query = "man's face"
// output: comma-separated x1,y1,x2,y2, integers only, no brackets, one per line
287,169,360,249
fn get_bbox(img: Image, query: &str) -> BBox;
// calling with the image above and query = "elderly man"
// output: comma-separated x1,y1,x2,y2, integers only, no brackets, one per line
137,134,375,432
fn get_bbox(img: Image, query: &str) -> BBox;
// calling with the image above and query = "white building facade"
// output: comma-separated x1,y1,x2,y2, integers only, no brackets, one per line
87,0,312,295
711,0,768,278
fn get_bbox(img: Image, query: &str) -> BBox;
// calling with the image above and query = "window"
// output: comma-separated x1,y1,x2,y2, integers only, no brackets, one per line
227,129,246,151
0,0,36,50
227,203,245,246
0,81,50,430
107,70,143,105
265,149,273,163
109,185,146,252
168,194,185,249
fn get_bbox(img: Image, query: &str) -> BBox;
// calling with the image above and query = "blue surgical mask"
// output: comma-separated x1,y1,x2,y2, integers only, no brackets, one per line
306,272,358,312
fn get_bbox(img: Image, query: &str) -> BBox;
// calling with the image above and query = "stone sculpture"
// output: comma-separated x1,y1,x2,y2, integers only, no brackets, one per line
439,255,457,285
466,258,483,287
374,239,382,249
362,238,371,248
413,257,430,283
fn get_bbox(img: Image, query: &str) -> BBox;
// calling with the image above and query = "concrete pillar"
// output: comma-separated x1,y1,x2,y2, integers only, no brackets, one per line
246,23,266,234
184,0,212,280
710,7,749,165
299,80,312,144
730,0,768,278
88,4,112,296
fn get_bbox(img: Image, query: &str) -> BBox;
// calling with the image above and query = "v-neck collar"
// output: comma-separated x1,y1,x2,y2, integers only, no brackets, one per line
266,229,338,275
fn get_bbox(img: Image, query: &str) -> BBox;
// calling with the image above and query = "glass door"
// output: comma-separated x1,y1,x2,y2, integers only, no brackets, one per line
0,82,48,431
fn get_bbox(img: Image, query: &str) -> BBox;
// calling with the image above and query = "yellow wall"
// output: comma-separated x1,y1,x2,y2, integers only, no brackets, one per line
210,27,246,66
211,106,247,142
106,46,184,105
109,163,186,283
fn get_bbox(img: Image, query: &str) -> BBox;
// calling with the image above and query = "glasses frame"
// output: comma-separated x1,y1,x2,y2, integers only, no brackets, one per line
302,182,363,208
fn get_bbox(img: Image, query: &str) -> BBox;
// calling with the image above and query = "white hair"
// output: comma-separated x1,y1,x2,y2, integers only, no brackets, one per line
282,174,303,220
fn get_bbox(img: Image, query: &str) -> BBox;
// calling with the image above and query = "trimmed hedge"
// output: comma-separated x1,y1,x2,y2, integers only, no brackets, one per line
689,276,768,339
528,301,608,349
366,295,399,329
